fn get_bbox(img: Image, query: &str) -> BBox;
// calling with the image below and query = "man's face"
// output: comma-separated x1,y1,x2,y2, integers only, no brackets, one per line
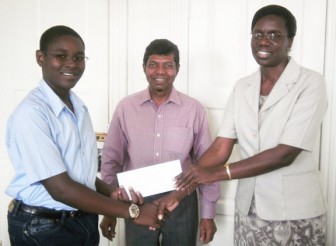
36,35,86,94
143,54,179,95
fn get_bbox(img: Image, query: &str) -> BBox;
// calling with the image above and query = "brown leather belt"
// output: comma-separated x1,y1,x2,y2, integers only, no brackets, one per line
8,199,83,219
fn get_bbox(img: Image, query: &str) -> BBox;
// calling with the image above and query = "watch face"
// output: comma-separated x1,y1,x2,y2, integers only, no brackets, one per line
129,203,140,219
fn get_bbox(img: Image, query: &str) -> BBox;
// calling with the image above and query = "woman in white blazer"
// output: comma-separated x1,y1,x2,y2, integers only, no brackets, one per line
174,4,327,245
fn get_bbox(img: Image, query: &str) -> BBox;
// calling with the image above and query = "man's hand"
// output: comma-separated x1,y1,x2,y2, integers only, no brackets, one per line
199,218,217,244
133,202,162,228
100,216,117,241
110,186,144,205
154,191,186,220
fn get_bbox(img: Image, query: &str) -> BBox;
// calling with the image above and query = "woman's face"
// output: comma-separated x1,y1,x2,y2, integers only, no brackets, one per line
251,14,293,68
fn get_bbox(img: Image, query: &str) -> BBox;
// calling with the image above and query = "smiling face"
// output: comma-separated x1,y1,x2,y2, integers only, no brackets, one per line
36,35,85,96
251,14,293,68
143,53,179,96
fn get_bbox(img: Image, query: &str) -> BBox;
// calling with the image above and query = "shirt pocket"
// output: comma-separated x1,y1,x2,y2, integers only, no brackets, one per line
164,127,193,160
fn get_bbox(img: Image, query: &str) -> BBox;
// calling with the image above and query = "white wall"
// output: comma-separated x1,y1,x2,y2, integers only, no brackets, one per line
1,0,335,245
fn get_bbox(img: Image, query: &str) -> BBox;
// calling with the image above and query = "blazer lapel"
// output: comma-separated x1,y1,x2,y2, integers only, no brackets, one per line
244,71,261,116
260,59,299,113
259,79,289,113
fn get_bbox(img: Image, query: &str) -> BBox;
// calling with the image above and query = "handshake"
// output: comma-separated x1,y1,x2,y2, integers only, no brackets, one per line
100,169,198,241
99,184,195,241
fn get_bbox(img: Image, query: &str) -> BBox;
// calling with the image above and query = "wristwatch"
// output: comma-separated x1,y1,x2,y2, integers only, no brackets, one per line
128,203,140,219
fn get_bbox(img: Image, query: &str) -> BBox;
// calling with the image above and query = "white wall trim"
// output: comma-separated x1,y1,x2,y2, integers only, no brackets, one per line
108,0,128,120
320,0,336,244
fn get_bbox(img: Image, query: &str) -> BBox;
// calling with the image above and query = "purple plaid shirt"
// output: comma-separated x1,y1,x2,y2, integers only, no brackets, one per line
101,87,220,218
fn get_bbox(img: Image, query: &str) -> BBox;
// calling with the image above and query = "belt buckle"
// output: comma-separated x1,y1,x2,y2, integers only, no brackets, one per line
8,200,15,213
70,211,80,218
69,211,76,218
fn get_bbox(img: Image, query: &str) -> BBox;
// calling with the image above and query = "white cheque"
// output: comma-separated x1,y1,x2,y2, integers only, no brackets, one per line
117,159,182,198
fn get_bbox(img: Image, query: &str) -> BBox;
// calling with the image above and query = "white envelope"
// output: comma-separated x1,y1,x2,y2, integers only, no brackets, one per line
117,159,182,198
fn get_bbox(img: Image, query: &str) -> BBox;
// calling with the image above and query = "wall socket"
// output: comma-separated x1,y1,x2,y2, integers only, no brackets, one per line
96,132,107,142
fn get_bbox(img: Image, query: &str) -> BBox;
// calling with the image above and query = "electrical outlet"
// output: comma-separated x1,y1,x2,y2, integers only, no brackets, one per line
96,132,107,142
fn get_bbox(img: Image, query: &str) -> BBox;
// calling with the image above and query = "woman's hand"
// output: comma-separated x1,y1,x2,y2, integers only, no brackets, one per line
174,165,216,191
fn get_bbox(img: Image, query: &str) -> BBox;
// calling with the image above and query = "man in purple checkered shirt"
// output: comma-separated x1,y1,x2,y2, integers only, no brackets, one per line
100,39,220,246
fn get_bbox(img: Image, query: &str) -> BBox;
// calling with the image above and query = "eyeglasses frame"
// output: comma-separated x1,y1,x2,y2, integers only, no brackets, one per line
40,50,89,63
251,32,288,41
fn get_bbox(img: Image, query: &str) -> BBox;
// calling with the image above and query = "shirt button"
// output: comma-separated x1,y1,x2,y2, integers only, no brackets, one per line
157,133,161,138
156,152,159,157
158,114,162,119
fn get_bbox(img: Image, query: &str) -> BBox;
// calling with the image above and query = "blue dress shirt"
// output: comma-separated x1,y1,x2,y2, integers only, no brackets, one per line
6,80,98,210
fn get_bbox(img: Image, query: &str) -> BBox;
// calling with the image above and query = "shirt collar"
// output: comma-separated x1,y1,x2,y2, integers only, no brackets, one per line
140,86,182,106
38,79,87,117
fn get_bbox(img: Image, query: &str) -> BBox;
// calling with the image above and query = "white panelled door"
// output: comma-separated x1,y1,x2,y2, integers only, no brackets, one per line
0,0,109,245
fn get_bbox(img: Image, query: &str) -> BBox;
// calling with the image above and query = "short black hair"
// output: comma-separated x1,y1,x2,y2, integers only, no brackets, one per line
251,5,297,38
39,25,85,51
143,39,180,66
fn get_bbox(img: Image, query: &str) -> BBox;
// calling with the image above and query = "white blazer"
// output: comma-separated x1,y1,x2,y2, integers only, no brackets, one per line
218,58,328,220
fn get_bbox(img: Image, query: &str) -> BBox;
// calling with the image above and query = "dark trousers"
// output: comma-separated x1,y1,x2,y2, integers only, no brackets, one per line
7,200,99,246
125,191,199,246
